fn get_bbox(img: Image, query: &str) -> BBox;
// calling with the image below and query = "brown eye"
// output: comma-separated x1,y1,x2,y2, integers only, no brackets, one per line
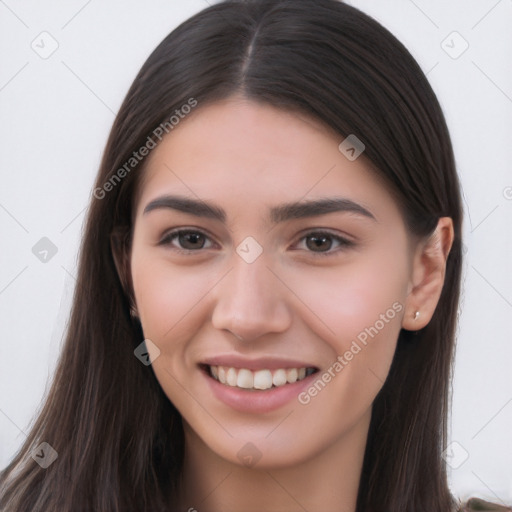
298,231,354,257
178,231,206,250
305,233,333,252
159,229,213,252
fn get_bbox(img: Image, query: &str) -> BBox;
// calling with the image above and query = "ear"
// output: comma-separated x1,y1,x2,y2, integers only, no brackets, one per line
402,217,454,331
110,227,137,314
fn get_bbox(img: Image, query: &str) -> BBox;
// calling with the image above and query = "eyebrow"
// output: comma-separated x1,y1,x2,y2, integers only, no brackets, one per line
142,194,376,223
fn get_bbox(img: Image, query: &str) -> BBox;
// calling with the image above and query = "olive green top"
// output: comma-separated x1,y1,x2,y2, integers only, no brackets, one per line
462,497,512,511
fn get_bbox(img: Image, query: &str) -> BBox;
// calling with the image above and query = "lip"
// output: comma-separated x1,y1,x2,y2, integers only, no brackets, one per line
201,355,318,371
200,363,319,414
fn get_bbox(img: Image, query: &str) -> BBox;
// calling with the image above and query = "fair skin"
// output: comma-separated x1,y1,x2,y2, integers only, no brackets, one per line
127,96,453,511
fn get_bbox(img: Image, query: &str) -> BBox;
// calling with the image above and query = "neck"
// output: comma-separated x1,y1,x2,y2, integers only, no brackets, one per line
175,409,371,512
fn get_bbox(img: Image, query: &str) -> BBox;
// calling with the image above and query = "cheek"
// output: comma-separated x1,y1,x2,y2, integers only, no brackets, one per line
131,249,208,338
282,250,409,416
284,250,408,347
130,251,212,405
130,248,228,394
290,262,405,440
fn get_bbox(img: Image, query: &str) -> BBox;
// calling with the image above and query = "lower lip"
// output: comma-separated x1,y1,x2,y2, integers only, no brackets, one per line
201,367,317,413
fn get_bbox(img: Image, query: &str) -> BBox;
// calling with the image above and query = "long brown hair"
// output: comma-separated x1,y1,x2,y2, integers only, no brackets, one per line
0,1,463,510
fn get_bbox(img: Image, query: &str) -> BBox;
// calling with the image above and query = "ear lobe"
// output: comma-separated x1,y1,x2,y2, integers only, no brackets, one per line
402,217,454,331
110,227,136,310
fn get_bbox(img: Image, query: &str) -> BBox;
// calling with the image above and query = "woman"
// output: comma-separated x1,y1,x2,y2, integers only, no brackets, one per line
1,0,508,510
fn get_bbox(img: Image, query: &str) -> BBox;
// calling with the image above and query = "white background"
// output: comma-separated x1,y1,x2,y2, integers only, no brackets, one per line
0,0,511,505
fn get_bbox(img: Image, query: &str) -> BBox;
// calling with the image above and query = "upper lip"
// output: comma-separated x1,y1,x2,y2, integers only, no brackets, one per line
201,355,318,371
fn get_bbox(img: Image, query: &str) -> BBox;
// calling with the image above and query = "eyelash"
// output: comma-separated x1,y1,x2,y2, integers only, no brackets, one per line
158,228,354,257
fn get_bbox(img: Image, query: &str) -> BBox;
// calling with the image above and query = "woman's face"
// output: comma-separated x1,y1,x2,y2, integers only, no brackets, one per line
130,96,415,468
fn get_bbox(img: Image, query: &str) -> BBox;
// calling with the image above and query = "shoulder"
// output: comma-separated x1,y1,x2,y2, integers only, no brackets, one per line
460,497,512,511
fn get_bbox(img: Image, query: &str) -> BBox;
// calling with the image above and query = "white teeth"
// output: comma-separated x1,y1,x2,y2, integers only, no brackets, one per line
272,369,287,387
237,369,253,389
286,368,298,384
253,369,273,390
208,365,313,390
226,367,237,386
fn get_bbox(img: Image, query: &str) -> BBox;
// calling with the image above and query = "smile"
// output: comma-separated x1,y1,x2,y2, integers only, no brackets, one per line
207,365,317,391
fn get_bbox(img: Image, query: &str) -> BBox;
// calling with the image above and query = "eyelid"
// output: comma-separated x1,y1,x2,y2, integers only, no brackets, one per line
158,227,217,252
291,230,355,257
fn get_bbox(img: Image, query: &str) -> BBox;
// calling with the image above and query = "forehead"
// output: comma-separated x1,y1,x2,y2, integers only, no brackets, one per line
134,97,402,226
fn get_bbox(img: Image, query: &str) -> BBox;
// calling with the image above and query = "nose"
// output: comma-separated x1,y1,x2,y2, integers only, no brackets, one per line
210,252,292,343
